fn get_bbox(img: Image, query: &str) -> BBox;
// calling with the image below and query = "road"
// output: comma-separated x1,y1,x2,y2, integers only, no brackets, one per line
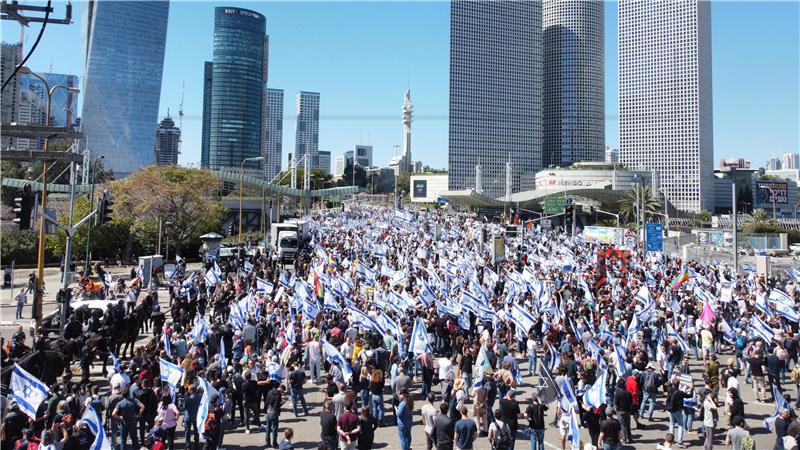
0,266,787,450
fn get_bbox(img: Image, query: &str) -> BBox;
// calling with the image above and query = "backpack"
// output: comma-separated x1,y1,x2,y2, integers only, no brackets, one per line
492,420,511,450
643,372,656,392
742,434,756,450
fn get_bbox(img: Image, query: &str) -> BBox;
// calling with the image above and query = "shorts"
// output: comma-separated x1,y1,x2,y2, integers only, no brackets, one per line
558,416,570,436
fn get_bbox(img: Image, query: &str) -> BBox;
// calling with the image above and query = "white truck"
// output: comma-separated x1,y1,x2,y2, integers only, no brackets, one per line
270,220,310,261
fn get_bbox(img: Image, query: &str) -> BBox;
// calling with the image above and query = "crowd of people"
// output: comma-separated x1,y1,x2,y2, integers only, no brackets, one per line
3,204,800,450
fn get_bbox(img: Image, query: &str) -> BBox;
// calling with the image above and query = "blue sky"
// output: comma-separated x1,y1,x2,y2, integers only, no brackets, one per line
3,1,798,170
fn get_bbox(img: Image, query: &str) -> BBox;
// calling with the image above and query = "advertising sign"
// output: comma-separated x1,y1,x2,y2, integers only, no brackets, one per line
413,180,427,198
645,223,663,252
493,236,506,263
696,230,734,248
582,226,626,246
756,181,788,204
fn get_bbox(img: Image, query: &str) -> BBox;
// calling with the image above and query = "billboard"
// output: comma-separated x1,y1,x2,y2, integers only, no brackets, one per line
413,180,427,198
582,226,625,246
695,230,734,247
756,181,788,204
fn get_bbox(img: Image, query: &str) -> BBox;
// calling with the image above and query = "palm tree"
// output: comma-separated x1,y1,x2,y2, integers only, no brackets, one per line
618,185,663,224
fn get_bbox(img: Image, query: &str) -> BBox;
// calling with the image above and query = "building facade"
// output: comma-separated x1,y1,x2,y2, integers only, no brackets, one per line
542,0,604,167
719,157,751,169
604,146,618,164
294,91,320,169
24,72,79,128
155,114,180,166
782,152,799,170
618,0,714,213
1,43,23,149
201,61,213,169
318,150,331,174
264,88,283,180
205,7,268,175
449,0,543,197
410,174,449,203
767,157,782,171
82,1,169,176
533,162,652,192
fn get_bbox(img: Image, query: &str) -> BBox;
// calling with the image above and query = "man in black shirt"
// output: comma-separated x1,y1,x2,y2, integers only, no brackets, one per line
598,407,622,450
499,390,521,450
525,397,547,450
612,380,633,443
747,351,768,402
264,384,285,448
433,402,455,450
288,364,309,416
319,401,338,449
668,339,684,379
242,371,261,432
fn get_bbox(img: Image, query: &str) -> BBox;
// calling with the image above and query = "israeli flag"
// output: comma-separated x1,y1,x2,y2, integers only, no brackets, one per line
719,318,736,343
103,272,114,287
410,317,432,355
303,296,320,320
420,280,437,306
109,350,121,372
786,268,800,282
321,339,353,383
770,289,795,307
163,333,172,359
545,340,560,373
159,358,184,390
81,405,111,450
188,317,210,344
244,260,254,273
751,315,776,343
567,406,581,450
511,303,537,334
756,292,773,317
666,323,689,353
265,361,285,382
195,377,219,441
219,337,227,371
285,323,296,345
613,341,628,376
765,384,791,431
256,277,274,295
775,300,799,323
583,370,607,408
559,378,578,409
323,290,342,311
11,364,50,419
204,269,221,286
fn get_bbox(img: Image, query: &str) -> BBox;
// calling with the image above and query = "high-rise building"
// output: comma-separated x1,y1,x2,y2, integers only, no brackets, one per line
767,157,782,171
334,154,347,178
24,72,79,128
782,152,799,170
155,114,180,166
1,43,22,149
205,7,268,175
200,61,213,169
264,88,283,180
318,150,331,174
16,89,47,150
448,0,543,197
542,0,604,167
295,91,320,168
604,146,619,164
618,0,713,213
82,1,170,177
719,158,751,169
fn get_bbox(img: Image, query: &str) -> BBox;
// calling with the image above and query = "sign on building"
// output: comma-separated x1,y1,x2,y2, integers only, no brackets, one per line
645,223,663,252
756,181,788,204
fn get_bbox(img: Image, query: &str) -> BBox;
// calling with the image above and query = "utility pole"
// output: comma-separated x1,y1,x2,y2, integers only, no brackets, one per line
732,183,738,273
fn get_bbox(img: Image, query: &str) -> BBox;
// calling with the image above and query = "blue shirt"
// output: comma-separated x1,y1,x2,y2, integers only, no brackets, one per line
396,400,413,430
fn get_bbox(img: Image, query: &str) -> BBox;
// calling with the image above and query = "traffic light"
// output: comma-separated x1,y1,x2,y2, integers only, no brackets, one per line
96,189,114,225
13,184,34,230
227,222,235,236
564,204,574,230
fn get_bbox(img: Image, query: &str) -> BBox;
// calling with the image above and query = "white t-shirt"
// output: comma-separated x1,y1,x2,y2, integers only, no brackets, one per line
438,358,454,380
526,339,537,354
727,375,740,392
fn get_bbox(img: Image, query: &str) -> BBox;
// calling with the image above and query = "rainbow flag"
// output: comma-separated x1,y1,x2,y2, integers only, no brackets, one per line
671,268,692,289
314,272,324,298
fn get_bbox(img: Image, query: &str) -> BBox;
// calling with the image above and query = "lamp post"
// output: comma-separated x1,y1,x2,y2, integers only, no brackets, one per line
18,67,79,329
239,156,265,243
84,155,104,276
763,186,778,219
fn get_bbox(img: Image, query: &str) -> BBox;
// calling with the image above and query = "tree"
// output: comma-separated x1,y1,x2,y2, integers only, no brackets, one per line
337,164,367,188
618,185,663,224
112,166,227,255
743,208,781,234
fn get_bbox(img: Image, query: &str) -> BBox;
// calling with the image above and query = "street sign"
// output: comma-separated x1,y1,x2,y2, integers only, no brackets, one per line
540,219,552,229
493,236,506,263
543,197,566,215
645,223,663,252
566,196,573,206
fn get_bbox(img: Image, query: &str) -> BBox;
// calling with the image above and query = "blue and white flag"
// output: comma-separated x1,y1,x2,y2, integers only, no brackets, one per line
769,289,795,308
279,270,291,288
323,290,342,311
567,406,581,450
613,341,628,376
10,364,50,419
204,269,221,286
775,300,800,323
751,315,776,343
666,323,689,353
188,317,210,344
786,268,800,282
510,303,536,334
219,337,227,371
559,378,578,410
256,277,274,295
195,377,219,440
756,292,773,317
765,384,791,431
583,370,607,408
81,405,112,450
159,358,184,390
719,318,736,343
321,339,353,383
109,350,121,372
410,316,432,355
545,340,560,373
103,272,114,287
243,260,254,273
163,333,172,359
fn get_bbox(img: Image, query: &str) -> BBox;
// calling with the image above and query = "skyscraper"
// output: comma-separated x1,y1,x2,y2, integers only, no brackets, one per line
264,88,284,180
767,157,782,171
24,72,79,128
782,152,799,170
205,7,268,174
318,151,331,174
155,114,181,166
618,0,713,213
543,0,604,167
449,0,543,197
81,1,169,176
1,43,22,149
295,91,320,168
200,61,213,169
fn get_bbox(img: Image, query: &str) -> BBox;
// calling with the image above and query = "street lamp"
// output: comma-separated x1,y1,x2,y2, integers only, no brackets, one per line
763,186,778,219
239,156,265,243
18,66,80,329
84,155,105,276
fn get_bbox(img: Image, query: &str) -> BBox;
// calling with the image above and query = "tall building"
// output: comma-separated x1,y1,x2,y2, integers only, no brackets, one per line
200,61,213,169
449,0,543,197
24,72,79,128
618,0,713,213
719,157,751,169
205,7,268,175
264,88,283,180
767,157,782,171
155,114,181,166
782,152,799,170
1,43,22,149
318,150,331,174
399,88,413,173
334,154,347,178
295,91,320,168
604,146,619,164
16,89,47,150
542,0,604,167
82,1,170,176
